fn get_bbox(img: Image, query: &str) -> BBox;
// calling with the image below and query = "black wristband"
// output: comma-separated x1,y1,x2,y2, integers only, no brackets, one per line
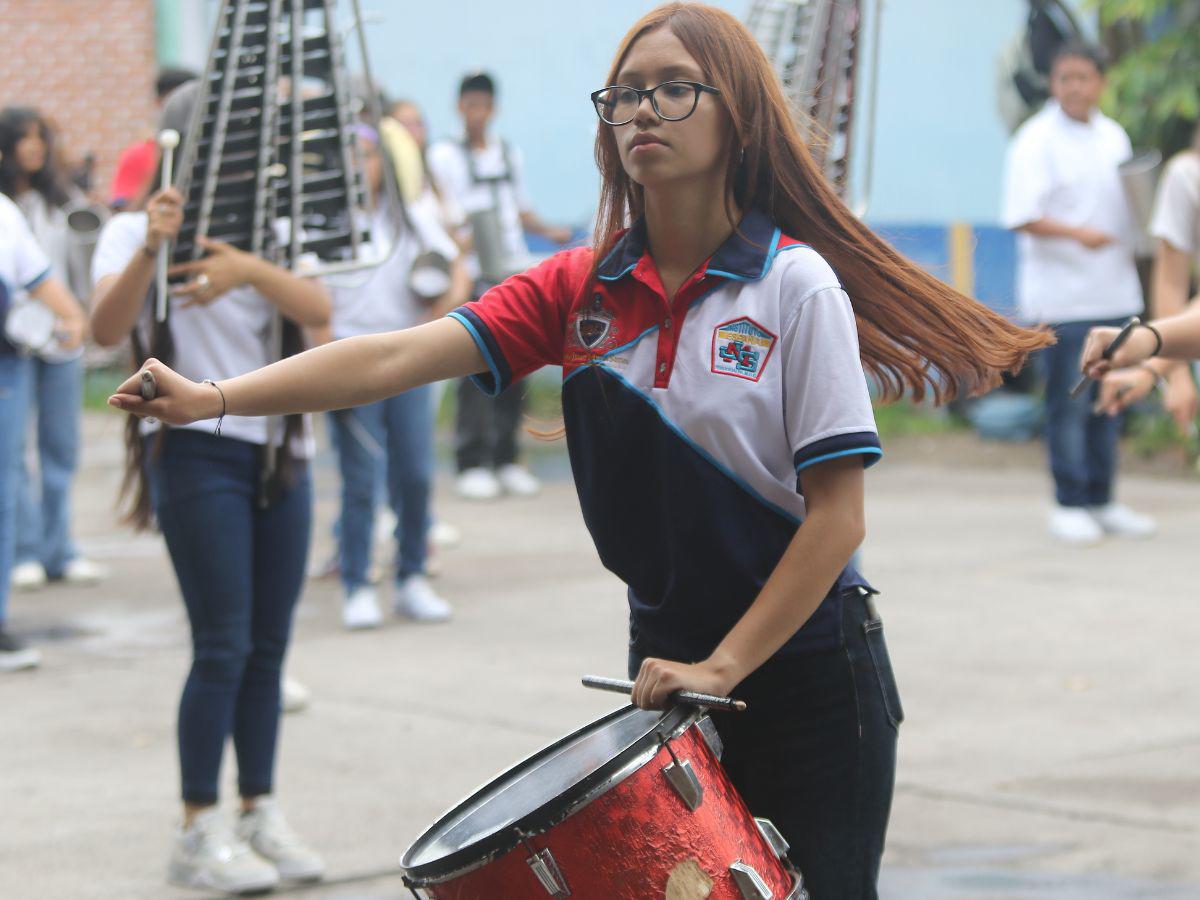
1141,322,1163,358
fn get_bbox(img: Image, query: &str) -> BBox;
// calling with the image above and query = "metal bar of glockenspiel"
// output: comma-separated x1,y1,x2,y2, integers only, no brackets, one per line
251,0,281,257
197,0,249,262
323,0,361,260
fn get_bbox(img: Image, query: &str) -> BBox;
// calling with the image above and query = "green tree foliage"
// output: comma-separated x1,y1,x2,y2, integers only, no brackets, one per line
1095,0,1200,155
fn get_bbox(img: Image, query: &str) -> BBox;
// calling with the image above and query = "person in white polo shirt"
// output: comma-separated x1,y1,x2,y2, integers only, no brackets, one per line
1002,41,1155,544
427,72,573,502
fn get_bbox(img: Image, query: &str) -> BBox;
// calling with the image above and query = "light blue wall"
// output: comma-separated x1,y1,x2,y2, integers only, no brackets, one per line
177,0,1091,228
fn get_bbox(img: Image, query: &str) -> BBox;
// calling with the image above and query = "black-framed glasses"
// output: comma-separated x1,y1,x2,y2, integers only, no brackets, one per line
590,81,721,126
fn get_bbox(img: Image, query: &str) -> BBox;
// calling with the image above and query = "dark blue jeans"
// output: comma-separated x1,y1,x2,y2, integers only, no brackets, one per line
630,588,902,900
1041,318,1126,507
146,430,311,806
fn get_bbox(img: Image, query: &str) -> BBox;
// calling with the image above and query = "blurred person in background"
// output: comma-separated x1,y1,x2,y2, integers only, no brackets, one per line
1001,42,1155,545
324,125,468,629
0,106,107,593
90,82,327,894
108,67,196,211
427,72,573,502
1097,123,1200,424
0,191,86,671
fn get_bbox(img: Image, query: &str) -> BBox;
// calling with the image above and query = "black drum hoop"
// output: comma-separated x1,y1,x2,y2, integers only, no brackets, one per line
400,704,701,885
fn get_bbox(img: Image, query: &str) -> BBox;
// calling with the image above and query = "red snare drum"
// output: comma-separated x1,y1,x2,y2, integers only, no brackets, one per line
401,705,806,899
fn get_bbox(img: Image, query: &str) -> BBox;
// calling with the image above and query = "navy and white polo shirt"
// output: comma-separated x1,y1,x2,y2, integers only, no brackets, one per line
450,208,881,660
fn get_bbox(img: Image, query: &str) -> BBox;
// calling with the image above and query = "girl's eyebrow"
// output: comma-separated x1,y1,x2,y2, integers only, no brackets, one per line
613,64,704,85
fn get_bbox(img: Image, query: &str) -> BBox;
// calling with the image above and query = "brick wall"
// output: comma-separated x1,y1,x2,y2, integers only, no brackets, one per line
0,0,158,201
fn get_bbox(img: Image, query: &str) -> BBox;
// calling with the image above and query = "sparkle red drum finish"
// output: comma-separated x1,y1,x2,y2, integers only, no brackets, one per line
401,705,805,899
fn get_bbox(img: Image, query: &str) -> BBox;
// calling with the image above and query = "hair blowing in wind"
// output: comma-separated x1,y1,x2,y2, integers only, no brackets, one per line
592,2,1053,403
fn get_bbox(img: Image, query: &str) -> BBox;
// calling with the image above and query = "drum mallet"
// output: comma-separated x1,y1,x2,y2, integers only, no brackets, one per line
155,129,181,323
582,675,747,712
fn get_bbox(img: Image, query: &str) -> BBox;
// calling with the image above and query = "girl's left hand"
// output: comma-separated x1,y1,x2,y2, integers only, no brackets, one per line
630,657,738,710
169,236,253,308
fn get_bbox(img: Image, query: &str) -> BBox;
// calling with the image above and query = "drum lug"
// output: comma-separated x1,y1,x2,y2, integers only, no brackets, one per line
754,817,790,859
729,860,774,899
526,846,571,897
659,735,704,811
697,714,724,759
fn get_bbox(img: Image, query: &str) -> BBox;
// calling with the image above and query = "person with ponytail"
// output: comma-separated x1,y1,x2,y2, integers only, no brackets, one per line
90,82,328,895
108,6,1049,895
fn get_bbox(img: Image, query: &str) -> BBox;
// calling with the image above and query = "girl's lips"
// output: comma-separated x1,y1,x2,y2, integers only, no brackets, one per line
630,140,667,153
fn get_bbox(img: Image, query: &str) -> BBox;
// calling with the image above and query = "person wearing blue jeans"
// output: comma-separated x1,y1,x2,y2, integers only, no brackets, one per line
89,78,329,895
0,189,86,672
324,126,464,630
1001,42,1156,543
1,105,105,591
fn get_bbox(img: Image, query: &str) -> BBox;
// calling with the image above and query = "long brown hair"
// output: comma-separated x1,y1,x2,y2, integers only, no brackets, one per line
592,3,1051,403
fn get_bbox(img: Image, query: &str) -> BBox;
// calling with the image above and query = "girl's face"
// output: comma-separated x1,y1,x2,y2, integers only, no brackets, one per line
15,123,47,176
610,27,729,191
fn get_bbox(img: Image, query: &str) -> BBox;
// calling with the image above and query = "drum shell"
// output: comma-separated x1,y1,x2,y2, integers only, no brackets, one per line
408,719,792,900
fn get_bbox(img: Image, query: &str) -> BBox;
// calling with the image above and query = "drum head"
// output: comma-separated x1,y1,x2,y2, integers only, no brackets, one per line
402,704,695,881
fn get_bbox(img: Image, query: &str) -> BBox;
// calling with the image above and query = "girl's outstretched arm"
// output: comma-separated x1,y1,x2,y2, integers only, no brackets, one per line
109,317,485,425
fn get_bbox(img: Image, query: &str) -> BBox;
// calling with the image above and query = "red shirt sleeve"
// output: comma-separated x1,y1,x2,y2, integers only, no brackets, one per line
448,246,592,395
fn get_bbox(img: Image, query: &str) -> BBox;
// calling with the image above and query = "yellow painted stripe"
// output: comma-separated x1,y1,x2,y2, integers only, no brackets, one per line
948,221,976,297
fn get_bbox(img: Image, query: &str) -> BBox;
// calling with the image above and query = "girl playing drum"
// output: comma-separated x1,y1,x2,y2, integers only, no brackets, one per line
108,5,1050,895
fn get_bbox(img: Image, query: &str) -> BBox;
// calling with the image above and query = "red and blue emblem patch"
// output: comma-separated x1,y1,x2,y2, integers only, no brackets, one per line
711,317,777,382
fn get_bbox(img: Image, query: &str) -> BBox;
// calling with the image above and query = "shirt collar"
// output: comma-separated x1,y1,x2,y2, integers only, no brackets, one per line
596,207,782,283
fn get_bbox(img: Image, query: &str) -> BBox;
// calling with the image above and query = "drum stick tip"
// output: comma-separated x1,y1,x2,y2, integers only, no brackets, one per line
158,129,181,150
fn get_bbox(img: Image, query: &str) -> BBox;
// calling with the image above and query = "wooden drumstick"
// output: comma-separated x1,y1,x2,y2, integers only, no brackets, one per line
581,675,748,712
155,129,180,323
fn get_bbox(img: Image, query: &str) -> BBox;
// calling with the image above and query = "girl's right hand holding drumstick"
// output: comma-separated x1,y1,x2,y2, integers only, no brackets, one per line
1079,321,1162,381
109,359,221,426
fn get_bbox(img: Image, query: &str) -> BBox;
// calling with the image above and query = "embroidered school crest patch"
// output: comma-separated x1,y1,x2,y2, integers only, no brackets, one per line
572,293,618,351
711,317,777,382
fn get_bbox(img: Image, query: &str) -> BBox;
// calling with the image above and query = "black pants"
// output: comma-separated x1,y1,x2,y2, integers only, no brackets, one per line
454,378,524,472
629,589,901,899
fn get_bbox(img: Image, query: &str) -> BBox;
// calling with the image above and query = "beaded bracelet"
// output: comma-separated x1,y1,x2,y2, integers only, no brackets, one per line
202,380,226,436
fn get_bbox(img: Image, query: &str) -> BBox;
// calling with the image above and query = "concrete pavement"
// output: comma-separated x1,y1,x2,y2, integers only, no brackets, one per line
1,410,1197,898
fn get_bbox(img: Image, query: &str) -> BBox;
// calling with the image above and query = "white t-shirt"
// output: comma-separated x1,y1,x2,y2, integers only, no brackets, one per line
1149,151,1200,268
326,190,459,339
91,211,310,452
426,136,533,282
1,192,51,297
1001,101,1143,324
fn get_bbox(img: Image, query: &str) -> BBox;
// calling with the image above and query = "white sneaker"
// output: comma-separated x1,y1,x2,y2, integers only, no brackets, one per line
11,561,46,592
281,677,310,714
0,629,41,672
1048,506,1104,545
168,807,279,895
237,798,325,884
496,463,541,497
342,585,382,630
1089,503,1157,539
429,520,461,549
394,575,452,623
62,557,107,586
455,467,501,501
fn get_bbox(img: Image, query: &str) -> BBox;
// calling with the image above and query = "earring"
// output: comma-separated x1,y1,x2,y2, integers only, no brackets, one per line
739,146,746,165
